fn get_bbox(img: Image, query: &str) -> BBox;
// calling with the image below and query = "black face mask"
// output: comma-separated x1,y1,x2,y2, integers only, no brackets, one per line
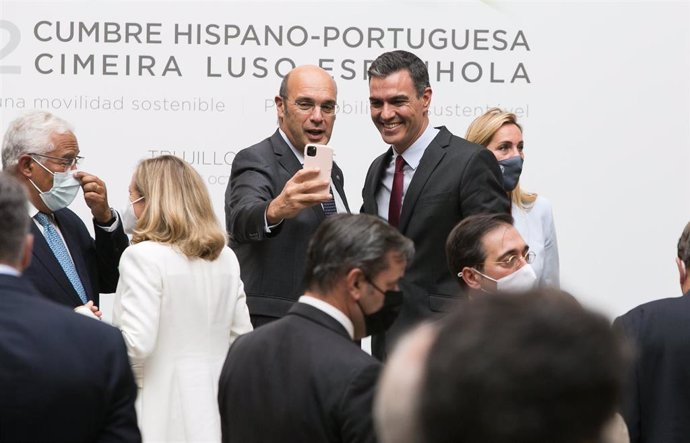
359,280,403,337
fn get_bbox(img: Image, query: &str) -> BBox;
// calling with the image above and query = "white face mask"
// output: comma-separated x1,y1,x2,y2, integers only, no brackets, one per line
122,196,144,235
28,159,81,212
471,264,538,292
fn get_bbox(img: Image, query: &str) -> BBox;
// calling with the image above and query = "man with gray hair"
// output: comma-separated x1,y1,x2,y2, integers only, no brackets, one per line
614,221,690,443
1,111,128,314
218,213,414,443
0,172,140,441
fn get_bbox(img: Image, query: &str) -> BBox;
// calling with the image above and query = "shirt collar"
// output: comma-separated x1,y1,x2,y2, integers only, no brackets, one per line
298,295,354,339
395,124,440,170
0,264,20,277
278,129,305,165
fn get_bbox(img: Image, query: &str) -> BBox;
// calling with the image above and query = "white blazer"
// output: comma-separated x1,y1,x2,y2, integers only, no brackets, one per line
512,195,560,288
113,241,252,442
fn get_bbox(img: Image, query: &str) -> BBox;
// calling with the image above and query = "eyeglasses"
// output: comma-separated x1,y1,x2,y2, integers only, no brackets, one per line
285,97,337,115
31,153,84,169
489,250,536,270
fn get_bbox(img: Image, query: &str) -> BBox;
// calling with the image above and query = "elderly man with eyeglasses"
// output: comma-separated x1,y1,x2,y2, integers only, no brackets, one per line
1,111,128,316
446,213,539,294
225,65,350,328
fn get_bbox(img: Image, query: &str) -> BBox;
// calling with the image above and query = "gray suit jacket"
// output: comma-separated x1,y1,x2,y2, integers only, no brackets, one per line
225,130,349,319
361,126,510,358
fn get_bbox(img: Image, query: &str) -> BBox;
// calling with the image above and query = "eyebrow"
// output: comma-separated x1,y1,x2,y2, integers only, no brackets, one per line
497,245,529,261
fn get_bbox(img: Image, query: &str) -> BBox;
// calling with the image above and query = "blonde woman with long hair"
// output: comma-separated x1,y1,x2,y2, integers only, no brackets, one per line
466,108,560,287
113,155,252,441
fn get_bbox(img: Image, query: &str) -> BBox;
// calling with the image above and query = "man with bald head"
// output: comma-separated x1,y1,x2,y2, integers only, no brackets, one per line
226,65,350,327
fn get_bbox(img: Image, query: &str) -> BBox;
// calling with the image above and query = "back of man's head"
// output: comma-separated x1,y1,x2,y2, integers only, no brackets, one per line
419,289,628,443
304,213,414,294
0,172,30,266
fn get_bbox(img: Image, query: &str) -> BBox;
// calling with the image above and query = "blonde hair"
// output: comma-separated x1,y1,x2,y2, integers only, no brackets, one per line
465,108,537,210
131,155,226,260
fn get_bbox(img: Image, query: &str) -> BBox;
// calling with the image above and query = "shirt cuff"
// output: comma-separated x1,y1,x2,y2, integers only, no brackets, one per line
263,207,283,233
95,208,120,232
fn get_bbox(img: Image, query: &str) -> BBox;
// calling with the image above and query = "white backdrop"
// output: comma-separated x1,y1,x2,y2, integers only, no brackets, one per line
1,0,689,320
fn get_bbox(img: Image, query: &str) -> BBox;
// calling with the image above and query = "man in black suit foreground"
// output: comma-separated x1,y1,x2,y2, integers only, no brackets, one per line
418,289,628,443
225,65,349,328
361,50,509,359
614,221,690,443
218,214,414,443
0,173,140,442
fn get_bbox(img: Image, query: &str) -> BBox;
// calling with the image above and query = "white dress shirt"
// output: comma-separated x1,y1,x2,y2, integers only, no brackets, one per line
298,295,354,340
376,124,440,221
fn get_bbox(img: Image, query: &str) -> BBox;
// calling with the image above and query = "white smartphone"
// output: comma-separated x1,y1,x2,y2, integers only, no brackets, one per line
304,144,334,183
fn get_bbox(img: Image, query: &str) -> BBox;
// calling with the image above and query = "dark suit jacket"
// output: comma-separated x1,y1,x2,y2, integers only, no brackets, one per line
218,302,380,443
361,126,510,358
0,274,140,442
23,207,129,307
225,130,349,319
613,292,690,443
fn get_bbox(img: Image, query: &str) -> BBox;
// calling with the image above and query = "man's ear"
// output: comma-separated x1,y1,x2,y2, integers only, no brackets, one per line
275,95,286,121
461,267,482,290
676,257,687,286
17,155,35,179
345,268,367,302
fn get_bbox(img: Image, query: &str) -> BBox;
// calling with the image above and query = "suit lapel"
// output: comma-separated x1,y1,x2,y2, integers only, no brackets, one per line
331,164,350,213
30,222,84,305
398,128,450,233
362,149,393,215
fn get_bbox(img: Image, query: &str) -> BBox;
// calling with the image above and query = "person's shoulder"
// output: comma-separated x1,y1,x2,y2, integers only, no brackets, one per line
617,296,689,323
436,126,484,154
237,131,280,156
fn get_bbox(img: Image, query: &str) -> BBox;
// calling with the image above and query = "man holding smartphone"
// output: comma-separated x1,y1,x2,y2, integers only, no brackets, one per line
225,65,350,328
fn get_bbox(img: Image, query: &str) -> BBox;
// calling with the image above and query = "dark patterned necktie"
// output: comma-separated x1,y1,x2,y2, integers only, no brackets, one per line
322,187,337,216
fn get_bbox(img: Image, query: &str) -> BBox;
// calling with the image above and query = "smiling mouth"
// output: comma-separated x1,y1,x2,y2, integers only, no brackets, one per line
381,122,402,130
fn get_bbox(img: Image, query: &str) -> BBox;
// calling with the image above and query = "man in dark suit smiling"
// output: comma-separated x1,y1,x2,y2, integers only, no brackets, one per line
361,50,510,359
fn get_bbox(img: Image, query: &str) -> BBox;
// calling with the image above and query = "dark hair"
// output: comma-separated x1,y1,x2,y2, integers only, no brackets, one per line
304,214,414,293
419,289,628,443
678,221,690,269
0,172,30,265
445,213,514,289
368,50,430,97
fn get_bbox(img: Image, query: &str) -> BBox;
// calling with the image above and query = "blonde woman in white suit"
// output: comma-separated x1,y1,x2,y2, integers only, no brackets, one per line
466,108,560,288
113,155,252,442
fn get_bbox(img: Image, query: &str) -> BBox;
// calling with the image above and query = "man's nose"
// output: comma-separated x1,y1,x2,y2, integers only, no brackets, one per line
309,106,324,123
380,103,395,120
